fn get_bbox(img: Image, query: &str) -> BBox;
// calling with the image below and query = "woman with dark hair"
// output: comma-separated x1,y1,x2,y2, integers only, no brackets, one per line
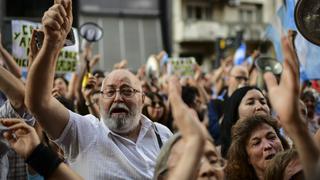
226,115,289,180
53,75,75,111
220,86,270,157
142,92,167,125
53,75,69,98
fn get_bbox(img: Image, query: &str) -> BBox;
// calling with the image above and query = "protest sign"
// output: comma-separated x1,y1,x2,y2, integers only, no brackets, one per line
167,57,197,77
11,20,79,77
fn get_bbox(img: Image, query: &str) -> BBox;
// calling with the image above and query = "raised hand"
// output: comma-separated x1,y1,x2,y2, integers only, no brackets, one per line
1,118,40,159
89,54,101,69
52,87,62,98
167,75,206,180
264,36,320,180
264,37,300,126
168,76,182,97
28,29,41,68
42,0,73,48
82,74,97,102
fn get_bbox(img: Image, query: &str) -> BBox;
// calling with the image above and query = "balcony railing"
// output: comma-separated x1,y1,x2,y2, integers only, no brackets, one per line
178,20,266,41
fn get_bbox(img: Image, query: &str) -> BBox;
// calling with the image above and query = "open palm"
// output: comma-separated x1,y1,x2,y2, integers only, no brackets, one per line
264,37,301,126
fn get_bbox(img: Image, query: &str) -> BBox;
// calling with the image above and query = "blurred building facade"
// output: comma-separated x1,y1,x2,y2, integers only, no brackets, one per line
78,0,169,72
1,0,279,72
171,0,277,70
1,0,169,72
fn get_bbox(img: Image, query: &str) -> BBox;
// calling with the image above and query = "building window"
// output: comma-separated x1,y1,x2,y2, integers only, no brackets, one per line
240,9,254,23
239,4,262,23
185,3,212,21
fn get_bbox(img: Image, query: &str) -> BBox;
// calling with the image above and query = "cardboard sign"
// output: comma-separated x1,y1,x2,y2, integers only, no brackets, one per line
11,20,80,76
167,57,197,77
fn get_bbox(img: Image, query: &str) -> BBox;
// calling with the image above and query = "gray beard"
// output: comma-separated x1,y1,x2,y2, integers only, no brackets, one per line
101,103,141,134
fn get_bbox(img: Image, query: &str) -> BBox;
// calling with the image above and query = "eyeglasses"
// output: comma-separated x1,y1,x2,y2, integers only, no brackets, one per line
100,87,141,99
232,75,248,82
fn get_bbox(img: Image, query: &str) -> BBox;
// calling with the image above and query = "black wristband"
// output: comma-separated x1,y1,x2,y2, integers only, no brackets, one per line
26,143,63,178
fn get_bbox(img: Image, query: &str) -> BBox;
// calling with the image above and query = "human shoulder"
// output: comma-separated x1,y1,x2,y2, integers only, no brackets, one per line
153,122,173,137
68,110,101,128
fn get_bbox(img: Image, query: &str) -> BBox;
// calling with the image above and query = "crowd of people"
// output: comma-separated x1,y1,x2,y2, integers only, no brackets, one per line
1,0,320,179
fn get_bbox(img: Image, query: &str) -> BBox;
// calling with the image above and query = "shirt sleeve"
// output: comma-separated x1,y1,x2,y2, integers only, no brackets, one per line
0,101,35,158
0,100,20,118
0,100,35,126
54,110,100,161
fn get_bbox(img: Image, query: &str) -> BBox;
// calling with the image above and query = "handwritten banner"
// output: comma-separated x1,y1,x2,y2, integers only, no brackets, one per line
167,57,197,77
11,20,80,75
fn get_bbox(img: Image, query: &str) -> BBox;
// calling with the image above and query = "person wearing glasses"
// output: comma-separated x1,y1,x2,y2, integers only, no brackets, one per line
226,66,249,98
25,1,172,179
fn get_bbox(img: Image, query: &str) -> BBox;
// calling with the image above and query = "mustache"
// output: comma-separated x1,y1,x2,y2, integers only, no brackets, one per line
109,103,130,113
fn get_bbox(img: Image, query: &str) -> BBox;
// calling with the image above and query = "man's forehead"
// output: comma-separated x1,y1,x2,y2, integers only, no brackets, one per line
103,70,140,87
231,66,248,76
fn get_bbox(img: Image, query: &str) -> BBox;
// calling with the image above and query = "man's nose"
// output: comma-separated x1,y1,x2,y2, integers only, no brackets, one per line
114,91,124,101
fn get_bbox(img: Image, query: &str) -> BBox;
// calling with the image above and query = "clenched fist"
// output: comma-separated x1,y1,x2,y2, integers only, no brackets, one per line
42,0,73,49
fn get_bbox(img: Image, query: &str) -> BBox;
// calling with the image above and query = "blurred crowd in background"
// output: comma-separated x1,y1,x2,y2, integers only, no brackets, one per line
1,0,320,180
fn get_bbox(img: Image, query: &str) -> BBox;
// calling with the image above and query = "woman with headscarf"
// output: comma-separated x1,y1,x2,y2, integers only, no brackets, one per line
220,86,270,157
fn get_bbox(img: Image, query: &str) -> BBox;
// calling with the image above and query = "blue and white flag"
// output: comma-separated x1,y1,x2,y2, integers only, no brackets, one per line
295,33,320,80
265,0,320,79
264,24,283,62
277,0,297,31
233,43,246,65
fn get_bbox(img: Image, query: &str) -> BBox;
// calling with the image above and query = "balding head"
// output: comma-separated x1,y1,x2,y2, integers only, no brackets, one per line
102,69,142,91
229,66,248,77
227,66,249,96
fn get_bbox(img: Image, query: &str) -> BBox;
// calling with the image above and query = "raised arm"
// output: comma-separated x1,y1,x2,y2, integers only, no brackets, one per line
167,76,205,180
0,66,25,110
25,0,73,139
264,37,320,179
1,118,83,180
0,34,22,78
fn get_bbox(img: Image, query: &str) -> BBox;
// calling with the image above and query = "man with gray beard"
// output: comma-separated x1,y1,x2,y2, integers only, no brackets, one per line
25,0,172,179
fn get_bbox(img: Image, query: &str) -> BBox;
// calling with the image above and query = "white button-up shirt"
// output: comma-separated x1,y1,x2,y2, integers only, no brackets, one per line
55,111,172,180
